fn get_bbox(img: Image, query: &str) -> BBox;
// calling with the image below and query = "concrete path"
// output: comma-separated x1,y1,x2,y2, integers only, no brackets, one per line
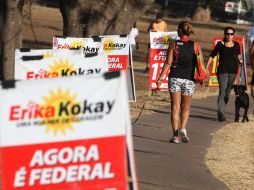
132,95,240,190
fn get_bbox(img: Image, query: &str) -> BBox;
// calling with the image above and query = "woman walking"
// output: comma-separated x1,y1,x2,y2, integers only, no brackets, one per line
207,27,242,122
156,21,202,144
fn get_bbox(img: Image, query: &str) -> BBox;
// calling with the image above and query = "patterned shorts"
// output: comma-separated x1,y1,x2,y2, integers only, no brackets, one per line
168,78,195,96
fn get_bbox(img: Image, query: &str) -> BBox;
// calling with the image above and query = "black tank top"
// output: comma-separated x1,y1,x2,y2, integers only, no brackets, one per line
169,39,195,80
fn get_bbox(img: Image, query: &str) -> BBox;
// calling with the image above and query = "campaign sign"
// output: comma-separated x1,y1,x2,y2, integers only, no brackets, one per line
53,35,136,102
15,49,108,80
102,36,129,72
53,36,129,72
53,37,99,52
208,36,247,87
149,32,179,90
0,72,130,190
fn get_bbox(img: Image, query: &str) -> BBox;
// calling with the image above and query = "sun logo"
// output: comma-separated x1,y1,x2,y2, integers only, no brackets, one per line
70,40,85,48
42,52,54,58
103,38,115,53
42,87,78,136
162,35,172,44
49,59,76,76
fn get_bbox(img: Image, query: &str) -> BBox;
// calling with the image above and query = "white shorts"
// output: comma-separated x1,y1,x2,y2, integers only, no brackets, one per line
168,78,195,96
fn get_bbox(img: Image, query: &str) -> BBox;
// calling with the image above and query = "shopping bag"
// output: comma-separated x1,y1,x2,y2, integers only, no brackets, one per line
194,42,207,84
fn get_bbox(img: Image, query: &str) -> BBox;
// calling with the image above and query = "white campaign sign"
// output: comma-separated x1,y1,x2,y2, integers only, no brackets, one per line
15,49,108,80
53,37,101,54
53,35,129,55
0,72,136,190
53,35,136,102
1,73,127,146
150,31,179,49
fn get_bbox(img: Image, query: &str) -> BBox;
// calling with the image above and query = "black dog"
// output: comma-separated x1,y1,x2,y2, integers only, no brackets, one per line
233,85,249,122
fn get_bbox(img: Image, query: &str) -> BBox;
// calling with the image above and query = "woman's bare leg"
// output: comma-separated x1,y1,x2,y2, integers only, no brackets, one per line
170,92,181,135
180,95,192,130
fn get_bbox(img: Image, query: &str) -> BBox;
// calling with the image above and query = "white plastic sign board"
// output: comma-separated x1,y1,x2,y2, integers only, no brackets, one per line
0,72,137,190
15,49,108,80
149,31,179,49
53,35,136,102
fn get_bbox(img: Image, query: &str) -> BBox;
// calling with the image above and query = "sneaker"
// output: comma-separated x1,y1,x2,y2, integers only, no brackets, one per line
179,128,189,143
169,136,180,144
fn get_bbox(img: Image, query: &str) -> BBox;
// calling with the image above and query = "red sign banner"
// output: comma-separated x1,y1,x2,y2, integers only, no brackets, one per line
108,55,128,72
149,49,169,90
2,137,127,190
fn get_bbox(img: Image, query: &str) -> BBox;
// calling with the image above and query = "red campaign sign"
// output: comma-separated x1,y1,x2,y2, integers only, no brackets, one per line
108,55,128,72
149,49,169,90
1,136,127,190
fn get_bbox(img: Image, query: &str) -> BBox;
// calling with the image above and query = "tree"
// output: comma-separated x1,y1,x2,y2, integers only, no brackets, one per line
0,0,25,80
59,0,155,37
0,0,155,80
0,0,4,80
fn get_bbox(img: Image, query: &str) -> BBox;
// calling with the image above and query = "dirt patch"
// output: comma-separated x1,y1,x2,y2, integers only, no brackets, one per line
205,121,254,190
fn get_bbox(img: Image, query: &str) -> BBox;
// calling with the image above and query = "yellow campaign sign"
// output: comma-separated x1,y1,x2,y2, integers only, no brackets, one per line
208,56,219,87
207,36,246,87
208,75,219,87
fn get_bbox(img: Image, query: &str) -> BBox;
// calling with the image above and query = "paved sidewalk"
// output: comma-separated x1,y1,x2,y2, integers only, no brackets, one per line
132,95,239,190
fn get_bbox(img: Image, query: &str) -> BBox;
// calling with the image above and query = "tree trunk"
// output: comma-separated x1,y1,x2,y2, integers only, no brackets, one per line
192,6,211,22
2,0,25,80
0,0,5,80
59,0,83,37
59,0,154,37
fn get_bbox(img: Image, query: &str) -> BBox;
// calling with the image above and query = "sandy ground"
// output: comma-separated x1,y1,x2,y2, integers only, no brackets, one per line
22,4,254,189
205,121,254,190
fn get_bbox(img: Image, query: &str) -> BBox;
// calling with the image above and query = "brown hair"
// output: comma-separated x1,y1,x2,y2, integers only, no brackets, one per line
178,21,194,36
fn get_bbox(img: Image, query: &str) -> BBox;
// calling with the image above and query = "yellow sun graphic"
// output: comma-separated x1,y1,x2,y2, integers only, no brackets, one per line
42,87,78,136
103,38,115,53
42,52,54,58
162,35,172,44
49,59,76,76
70,40,85,48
